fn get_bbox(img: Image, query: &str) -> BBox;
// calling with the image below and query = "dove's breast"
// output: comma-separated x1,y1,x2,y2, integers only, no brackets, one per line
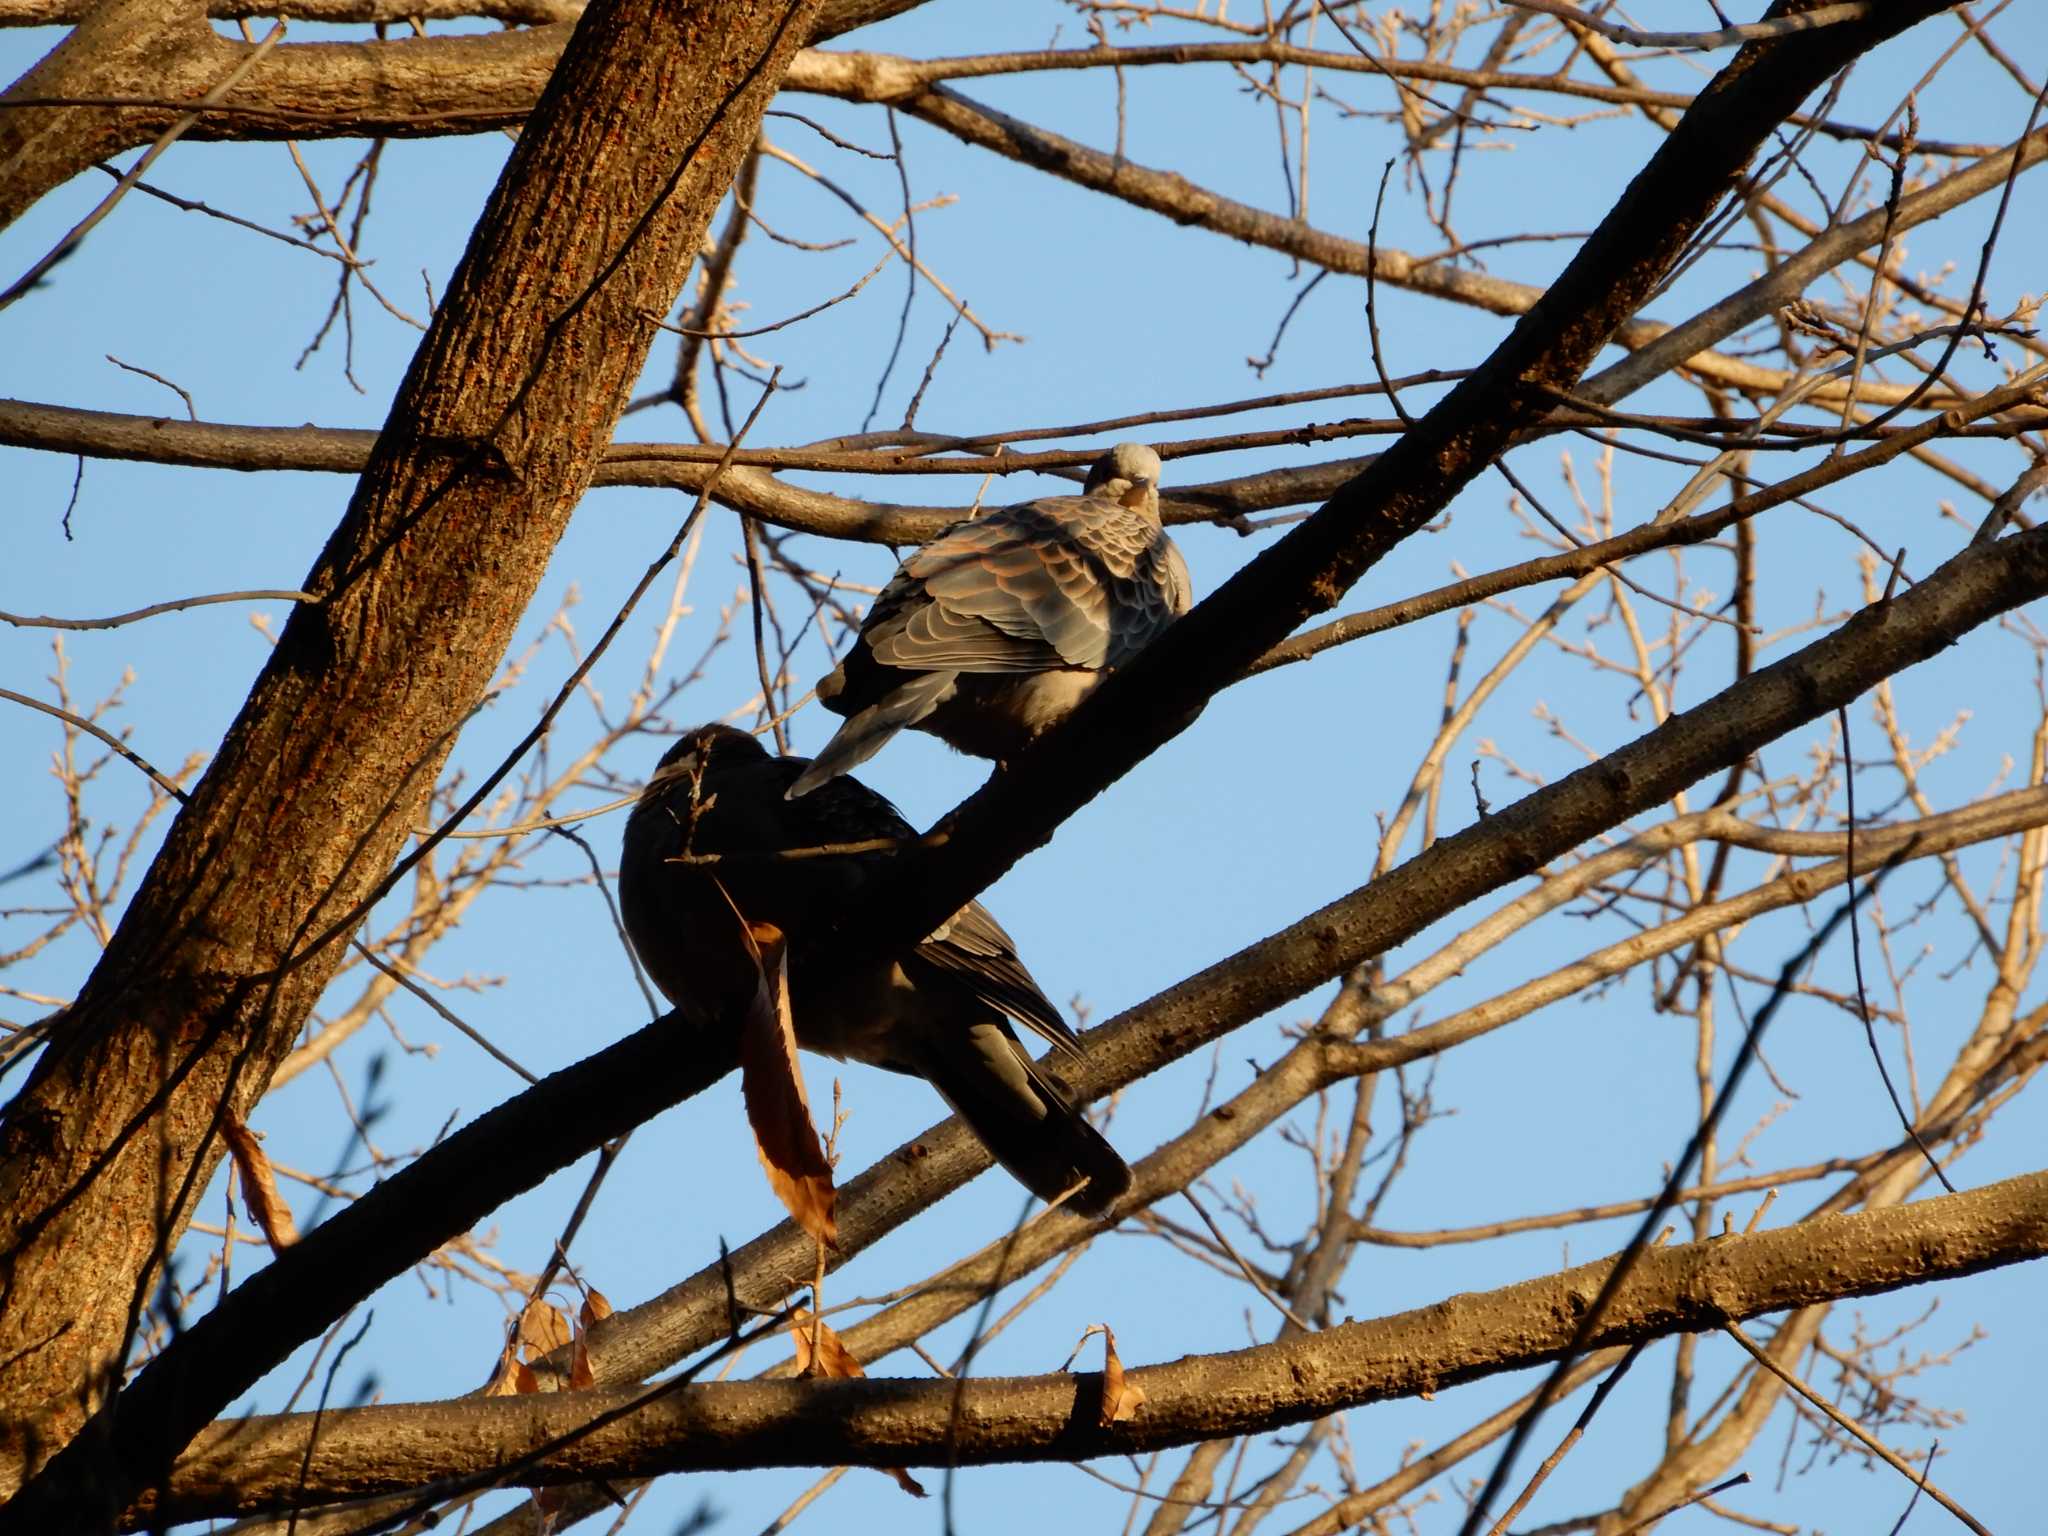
926,668,1104,759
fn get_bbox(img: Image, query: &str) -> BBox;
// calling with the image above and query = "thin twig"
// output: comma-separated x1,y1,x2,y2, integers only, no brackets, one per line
0,686,190,802
1837,703,1955,1192
1722,1322,1988,1535
0,591,316,631
1506,0,1872,51
1486,1342,1647,1536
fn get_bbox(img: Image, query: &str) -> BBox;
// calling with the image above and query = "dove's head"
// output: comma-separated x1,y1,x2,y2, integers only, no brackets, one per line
1084,441,1163,522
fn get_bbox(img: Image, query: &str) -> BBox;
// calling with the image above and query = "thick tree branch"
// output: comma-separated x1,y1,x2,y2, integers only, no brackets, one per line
0,0,918,23
135,1169,2048,1522
89,502,2048,1536
0,0,215,231
847,0,1965,961
0,0,586,19
0,2,919,230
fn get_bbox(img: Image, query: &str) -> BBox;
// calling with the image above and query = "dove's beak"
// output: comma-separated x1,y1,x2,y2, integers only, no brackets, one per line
1120,477,1154,509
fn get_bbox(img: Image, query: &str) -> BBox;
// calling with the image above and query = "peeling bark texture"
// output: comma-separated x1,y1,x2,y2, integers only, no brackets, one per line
133,1170,2048,1523
0,0,820,1523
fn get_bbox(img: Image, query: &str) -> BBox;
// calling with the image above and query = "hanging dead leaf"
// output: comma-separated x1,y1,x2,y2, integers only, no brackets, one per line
515,1359,540,1394
882,1464,928,1497
482,1345,525,1397
1098,1326,1147,1426
788,1309,863,1379
567,1286,608,1389
734,915,838,1247
786,1311,926,1497
221,1110,298,1253
518,1296,573,1359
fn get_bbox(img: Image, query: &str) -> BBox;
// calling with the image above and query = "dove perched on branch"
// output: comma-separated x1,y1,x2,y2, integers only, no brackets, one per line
787,441,1192,798
619,724,1132,1217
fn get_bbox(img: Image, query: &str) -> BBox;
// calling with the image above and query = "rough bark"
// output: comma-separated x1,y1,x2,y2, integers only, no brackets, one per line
0,0,819,1522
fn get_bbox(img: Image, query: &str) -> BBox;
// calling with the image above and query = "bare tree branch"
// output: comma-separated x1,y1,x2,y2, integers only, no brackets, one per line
138,1169,2048,1523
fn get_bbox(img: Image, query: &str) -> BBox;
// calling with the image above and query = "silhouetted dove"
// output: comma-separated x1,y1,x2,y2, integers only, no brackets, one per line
619,724,1132,1216
788,441,1191,797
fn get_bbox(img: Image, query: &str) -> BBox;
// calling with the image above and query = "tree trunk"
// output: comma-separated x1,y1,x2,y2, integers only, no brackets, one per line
0,0,818,1520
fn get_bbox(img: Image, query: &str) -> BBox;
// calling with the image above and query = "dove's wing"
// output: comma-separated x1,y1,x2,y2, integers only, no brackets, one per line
865,589,1067,674
868,500,1136,674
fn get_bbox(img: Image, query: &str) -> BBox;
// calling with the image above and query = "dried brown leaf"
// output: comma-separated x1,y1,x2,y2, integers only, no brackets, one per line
735,917,838,1247
788,1311,926,1497
884,1466,929,1498
518,1297,572,1359
514,1359,540,1395
222,1110,298,1253
482,1346,525,1397
1098,1326,1147,1426
788,1309,864,1379
580,1288,614,1326
569,1333,595,1391
532,1485,570,1522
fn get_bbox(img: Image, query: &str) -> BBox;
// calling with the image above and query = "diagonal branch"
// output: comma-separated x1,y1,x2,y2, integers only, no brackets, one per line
846,0,1967,962
83,497,2048,1536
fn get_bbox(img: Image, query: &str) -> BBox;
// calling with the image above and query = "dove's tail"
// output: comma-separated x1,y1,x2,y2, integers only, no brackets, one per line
786,671,955,798
910,1018,1132,1218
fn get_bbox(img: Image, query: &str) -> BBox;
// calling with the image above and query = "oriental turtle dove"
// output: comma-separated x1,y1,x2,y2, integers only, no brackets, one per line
788,441,1192,797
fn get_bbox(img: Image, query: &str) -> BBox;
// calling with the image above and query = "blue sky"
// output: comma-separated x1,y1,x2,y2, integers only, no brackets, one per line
3,4,2044,1532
